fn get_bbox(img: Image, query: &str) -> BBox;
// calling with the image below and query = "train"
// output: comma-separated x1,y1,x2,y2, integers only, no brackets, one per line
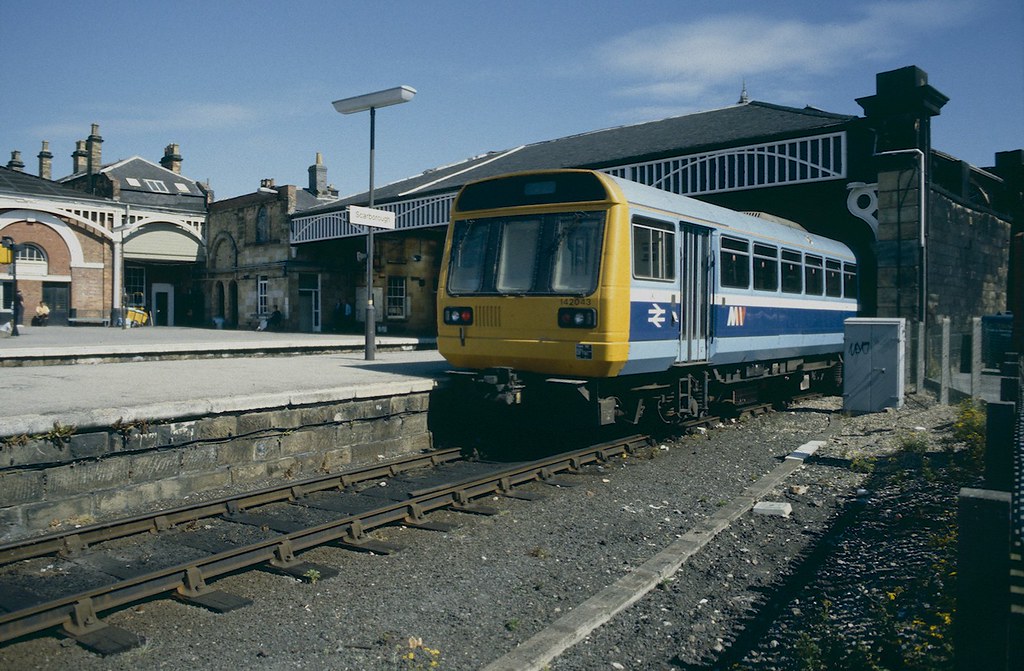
436,169,859,426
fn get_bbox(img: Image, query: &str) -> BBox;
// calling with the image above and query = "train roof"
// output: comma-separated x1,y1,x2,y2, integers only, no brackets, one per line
606,172,856,260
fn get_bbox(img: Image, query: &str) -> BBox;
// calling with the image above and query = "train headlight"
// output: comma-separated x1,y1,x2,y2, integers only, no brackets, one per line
443,307,473,325
557,308,596,329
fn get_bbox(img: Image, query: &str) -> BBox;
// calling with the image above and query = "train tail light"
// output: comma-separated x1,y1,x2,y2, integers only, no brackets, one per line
443,307,474,325
557,307,596,329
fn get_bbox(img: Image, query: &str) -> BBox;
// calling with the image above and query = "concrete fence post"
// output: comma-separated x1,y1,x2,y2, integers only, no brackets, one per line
972,317,983,399
941,316,951,405
956,487,1011,671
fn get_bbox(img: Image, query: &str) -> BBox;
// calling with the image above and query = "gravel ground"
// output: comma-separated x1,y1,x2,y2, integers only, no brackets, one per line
0,393,966,671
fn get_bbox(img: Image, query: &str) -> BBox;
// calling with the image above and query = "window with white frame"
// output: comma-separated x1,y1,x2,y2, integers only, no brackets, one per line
257,275,269,314
386,276,407,319
144,179,169,193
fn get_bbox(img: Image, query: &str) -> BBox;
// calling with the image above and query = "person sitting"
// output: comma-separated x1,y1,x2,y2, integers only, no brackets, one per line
32,301,50,326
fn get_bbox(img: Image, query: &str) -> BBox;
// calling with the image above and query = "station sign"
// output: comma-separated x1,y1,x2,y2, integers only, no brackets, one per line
348,205,396,230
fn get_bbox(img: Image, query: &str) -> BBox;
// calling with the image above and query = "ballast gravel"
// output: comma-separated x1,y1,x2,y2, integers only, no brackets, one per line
0,394,964,670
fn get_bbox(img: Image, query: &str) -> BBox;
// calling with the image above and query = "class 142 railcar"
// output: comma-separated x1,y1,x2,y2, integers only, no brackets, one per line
436,169,858,426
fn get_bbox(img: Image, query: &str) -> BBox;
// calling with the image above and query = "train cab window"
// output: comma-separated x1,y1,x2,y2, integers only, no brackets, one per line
781,249,803,294
719,236,750,289
551,213,604,293
825,259,842,297
752,243,778,292
804,255,823,295
843,262,858,299
448,220,491,293
632,218,675,281
496,219,541,292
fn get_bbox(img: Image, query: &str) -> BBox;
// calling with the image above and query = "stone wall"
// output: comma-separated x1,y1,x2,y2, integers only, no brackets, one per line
875,167,1011,331
927,189,1011,328
0,391,432,542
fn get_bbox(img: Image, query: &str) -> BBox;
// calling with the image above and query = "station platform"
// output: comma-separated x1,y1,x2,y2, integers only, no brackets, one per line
0,325,446,436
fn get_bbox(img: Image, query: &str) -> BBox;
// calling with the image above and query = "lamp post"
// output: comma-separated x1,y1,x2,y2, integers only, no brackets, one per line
1,236,23,336
332,85,416,361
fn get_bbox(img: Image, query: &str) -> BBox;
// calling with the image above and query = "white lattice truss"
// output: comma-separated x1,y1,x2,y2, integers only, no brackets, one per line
290,131,847,243
0,196,205,242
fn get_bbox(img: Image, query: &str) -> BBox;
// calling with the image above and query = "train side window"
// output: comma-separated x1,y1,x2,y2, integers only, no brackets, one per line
781,249,802,293
720,236,750,289
632,218,675,281
843,262,858,298
496,218,541,292
825,259,842,297
752,243,778,292
805,255,823,295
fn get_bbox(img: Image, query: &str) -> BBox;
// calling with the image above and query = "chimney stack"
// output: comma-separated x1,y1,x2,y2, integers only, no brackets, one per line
38,141,53,180
72,140,88,174
160,143,183,174
308,152,328,196
7,150,25,172
86,123,103,175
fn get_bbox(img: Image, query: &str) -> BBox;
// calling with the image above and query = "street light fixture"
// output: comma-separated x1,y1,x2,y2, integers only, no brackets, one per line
332,85,416,361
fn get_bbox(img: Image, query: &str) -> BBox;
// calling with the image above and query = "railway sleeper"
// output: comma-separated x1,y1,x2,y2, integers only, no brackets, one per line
334,520,402,555
174,565,253,613
63,597,143,656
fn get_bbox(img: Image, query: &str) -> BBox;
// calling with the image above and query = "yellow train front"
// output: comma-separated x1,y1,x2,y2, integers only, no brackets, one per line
437,171,633,379
437,169,857,426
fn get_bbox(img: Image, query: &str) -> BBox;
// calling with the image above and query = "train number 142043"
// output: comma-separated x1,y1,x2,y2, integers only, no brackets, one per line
560,298,592,306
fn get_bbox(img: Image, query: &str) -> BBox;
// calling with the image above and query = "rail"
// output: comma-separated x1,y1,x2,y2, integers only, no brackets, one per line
0,436,648,650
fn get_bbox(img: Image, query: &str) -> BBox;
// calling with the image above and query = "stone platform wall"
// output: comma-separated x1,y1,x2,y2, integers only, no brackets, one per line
0,391,432,542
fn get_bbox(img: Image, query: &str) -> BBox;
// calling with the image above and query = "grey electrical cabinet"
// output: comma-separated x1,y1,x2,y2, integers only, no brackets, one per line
843,318,906,414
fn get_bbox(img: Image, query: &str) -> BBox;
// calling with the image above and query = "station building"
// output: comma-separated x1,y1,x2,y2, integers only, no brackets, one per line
204,154,340,332
290,65,1022,344
1,125,209,327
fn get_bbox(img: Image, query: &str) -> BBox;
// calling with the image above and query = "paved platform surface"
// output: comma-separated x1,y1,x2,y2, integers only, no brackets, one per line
0,326,448,435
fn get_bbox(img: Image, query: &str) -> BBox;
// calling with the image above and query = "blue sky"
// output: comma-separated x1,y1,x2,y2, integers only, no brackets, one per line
1,0,1021,201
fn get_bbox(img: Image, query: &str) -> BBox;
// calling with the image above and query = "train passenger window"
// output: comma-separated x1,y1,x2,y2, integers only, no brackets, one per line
551,214,604,293
632,218,675,281
805,255,823,295
825,259,842,297
448,220,491,293
843,262,858,299
719,236,750,289
752,243,778,292
496,219,541,292
781,249,802,293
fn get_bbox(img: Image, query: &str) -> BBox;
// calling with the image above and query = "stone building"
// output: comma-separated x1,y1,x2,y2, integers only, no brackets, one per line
291,65,1021,350
1,125,209,327
204,154,340,331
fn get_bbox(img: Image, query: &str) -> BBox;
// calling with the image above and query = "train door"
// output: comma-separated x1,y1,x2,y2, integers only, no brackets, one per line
679,223,712,361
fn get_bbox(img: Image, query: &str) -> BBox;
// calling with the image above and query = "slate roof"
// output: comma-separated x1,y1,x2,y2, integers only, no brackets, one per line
302,100,856,215
60,156,208,214
0,165,110,204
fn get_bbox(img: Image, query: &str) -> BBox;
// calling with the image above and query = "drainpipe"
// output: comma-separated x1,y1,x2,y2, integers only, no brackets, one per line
876,148,926,391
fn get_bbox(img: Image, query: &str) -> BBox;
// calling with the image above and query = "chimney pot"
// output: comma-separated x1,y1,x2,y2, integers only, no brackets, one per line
38,141,53,180
7,150,25,172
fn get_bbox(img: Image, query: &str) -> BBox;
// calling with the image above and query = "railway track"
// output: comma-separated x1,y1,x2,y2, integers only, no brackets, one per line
0,435,650,654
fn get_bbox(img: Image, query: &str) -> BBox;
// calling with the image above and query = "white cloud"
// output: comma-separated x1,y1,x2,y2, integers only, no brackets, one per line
596,1,971,103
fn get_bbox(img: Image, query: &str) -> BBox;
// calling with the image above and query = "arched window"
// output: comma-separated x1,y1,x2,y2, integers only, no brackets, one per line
256,206,270,243
17,243,48,276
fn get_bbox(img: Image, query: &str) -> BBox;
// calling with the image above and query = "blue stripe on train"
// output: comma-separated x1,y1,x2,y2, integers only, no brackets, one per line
628,301,854,342
712,304,854,337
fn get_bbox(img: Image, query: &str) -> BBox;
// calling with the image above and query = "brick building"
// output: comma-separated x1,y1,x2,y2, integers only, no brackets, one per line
1,125,209,327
